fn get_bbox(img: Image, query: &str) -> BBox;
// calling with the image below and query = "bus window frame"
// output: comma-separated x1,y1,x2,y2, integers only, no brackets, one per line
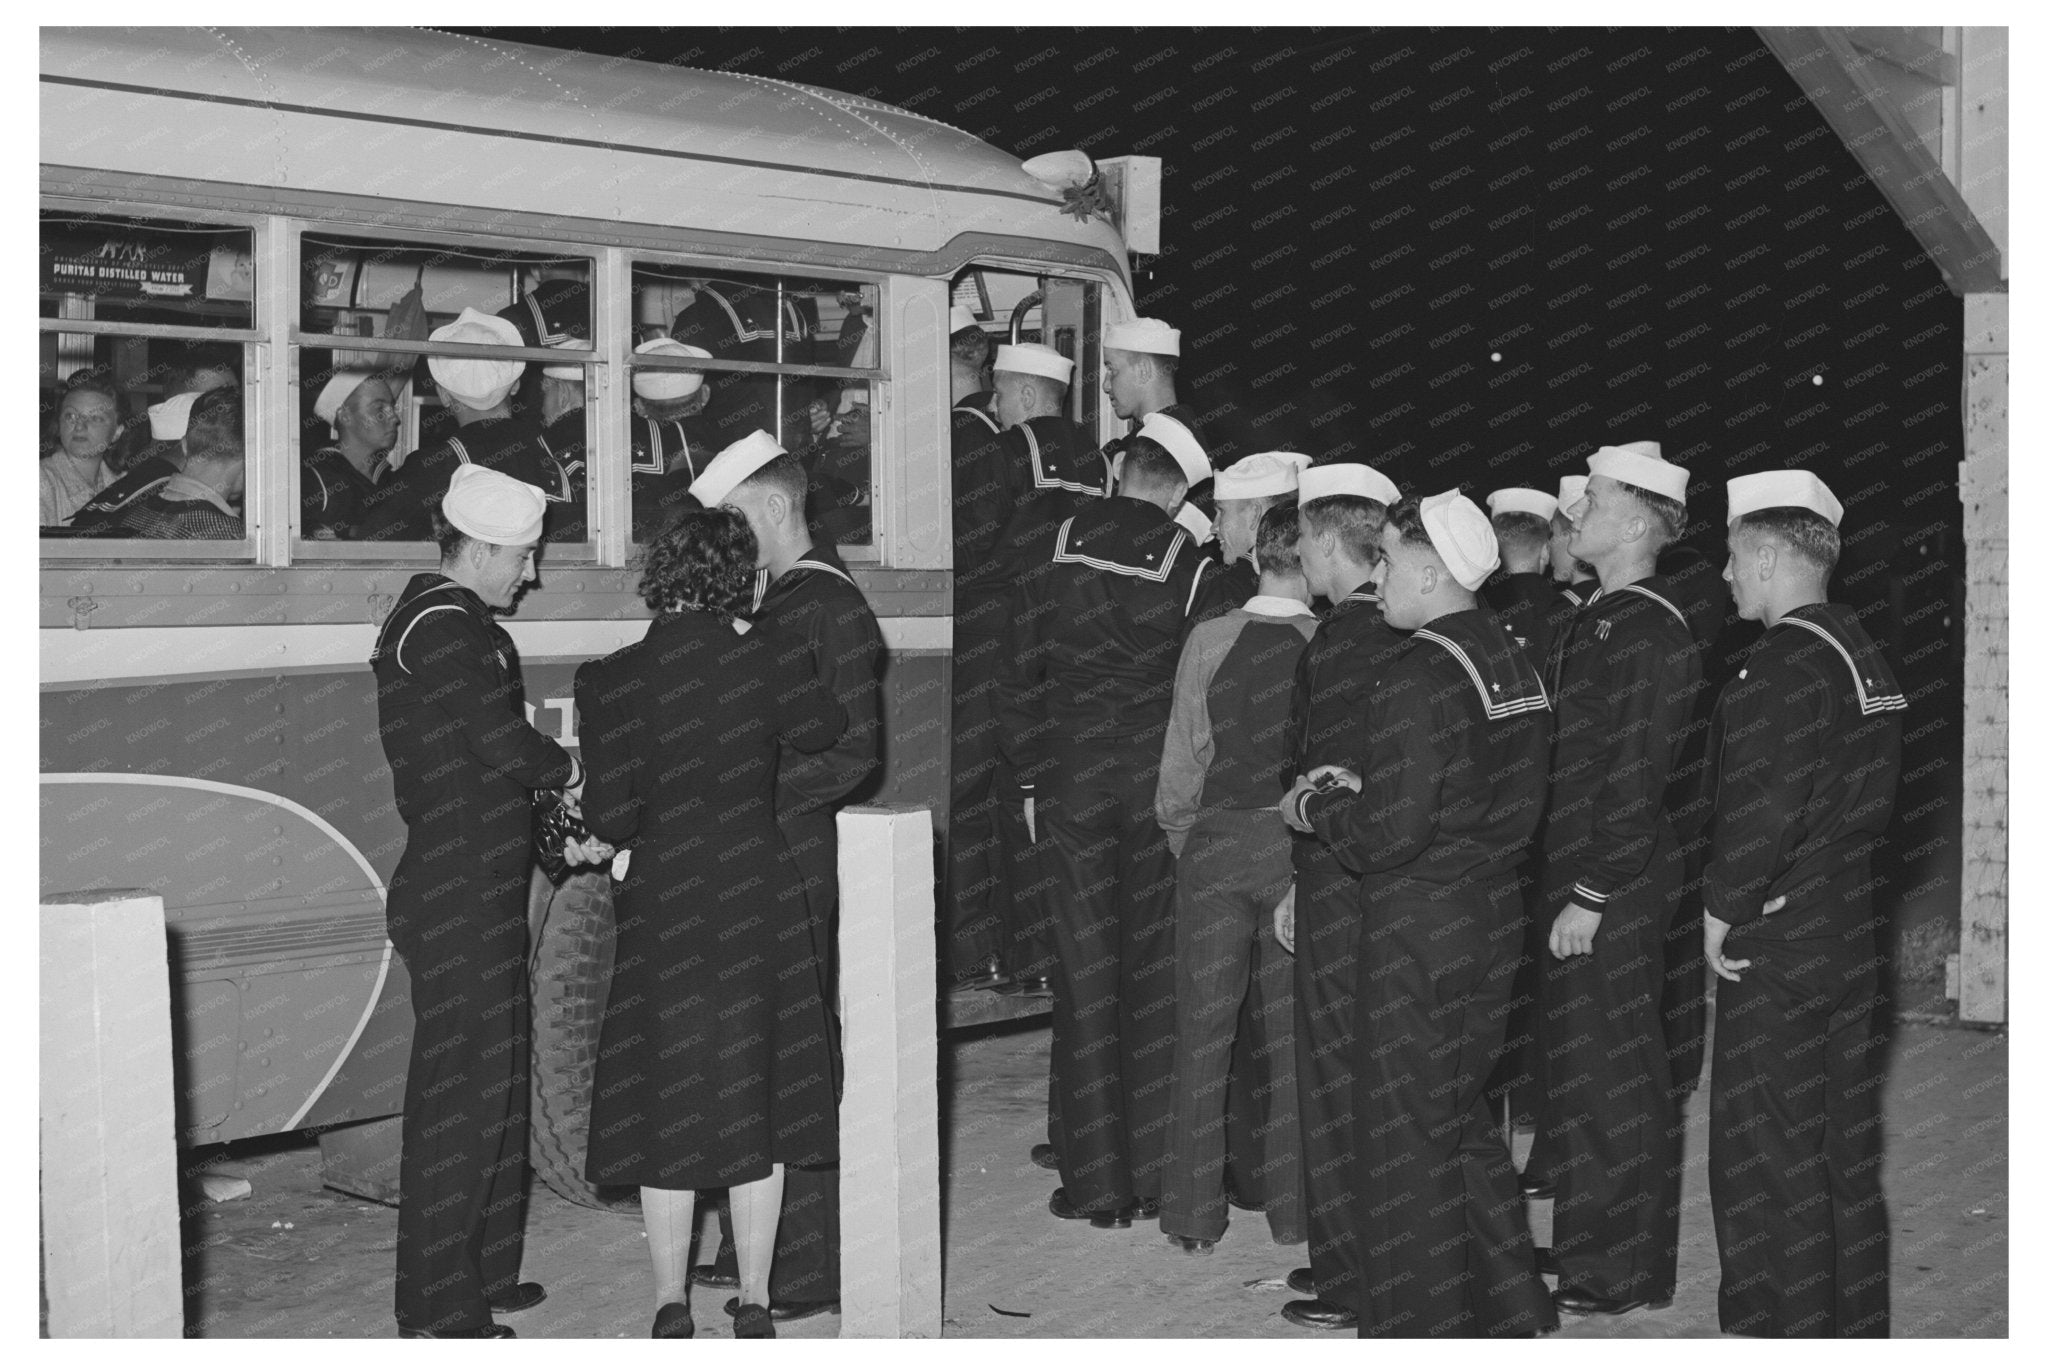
629,254,889,564
38,199,266,562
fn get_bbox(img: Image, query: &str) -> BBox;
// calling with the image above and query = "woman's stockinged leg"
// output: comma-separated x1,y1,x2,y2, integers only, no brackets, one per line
730,1164,787,1308
641,1185,698,1308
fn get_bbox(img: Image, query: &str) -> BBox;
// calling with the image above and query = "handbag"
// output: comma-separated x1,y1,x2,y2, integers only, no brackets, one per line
532,786,594,885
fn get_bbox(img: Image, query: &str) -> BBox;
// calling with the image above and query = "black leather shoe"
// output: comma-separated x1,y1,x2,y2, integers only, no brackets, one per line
1518,1169,1556,1199
1280,1298,1356,1330
721,1296,839,1322
1049,1186,1140,1228
731,1302,775,1338
994,975,1051,995
1533,1246,1559,1277
1167,1233,1216,1254
486,1282,546,1314
1131,1197,1160,1221
397,1322,517,1339
1029,1142,1061,1171
652,1302,694,1339
1285,1266,1316,1296
1552,1285,1673,1316
692,1265,741,1289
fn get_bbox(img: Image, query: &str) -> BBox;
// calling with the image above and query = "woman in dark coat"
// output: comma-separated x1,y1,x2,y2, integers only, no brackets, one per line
574,506,844,1339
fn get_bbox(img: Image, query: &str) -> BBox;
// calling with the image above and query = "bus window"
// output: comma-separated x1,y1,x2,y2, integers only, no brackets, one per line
39,209,255,549
295,232,594,552
630,263,879,550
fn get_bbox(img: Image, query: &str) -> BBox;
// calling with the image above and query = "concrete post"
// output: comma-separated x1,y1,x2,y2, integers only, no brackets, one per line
1959,294,2007,1024
40,891,183,1338
835,806,942,1338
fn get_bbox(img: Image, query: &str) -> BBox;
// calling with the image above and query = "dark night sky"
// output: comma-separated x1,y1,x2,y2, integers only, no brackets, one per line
465,25,1964,922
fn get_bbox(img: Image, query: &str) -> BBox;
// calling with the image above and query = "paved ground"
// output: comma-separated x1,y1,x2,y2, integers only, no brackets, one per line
168,1003,2005,1339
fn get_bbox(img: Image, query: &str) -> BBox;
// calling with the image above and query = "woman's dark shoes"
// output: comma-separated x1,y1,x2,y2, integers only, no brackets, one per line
721,1296,838,1322
1285,1266,1316,1296
1167,1233,1216,1255
1280,1297,1357,1330
731,1302,776,1338
1029,1143,1061,1171
397,1322,517,1339
485,1282,547,1314
652,1302,695,1339
1551,1285,1673,1316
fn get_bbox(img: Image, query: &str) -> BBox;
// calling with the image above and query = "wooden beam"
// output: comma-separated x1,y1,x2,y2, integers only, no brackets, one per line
1842,27,1958,85
1757,27,2004,295
41,891,184,1338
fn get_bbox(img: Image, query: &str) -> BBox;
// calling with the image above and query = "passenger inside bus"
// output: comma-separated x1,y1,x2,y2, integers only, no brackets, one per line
40,373,127,526
628,337,715,543
96,386,245,539
302,369,403,540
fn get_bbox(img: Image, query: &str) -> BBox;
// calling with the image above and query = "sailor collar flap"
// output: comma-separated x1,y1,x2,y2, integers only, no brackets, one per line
1052,500,1190,582
751,552,857,613
1410,611,1552,721
1775,604,1908,717
1585,577,1689,633
1018,418,1102,496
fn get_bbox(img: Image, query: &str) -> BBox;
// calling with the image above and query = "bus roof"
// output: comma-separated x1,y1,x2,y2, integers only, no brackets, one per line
41,27,1130,277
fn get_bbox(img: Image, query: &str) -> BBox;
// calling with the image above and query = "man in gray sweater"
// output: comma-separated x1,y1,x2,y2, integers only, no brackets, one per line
1155,501,1318,1256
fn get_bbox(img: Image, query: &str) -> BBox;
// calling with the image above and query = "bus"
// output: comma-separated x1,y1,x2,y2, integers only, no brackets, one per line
38,26,1154,1207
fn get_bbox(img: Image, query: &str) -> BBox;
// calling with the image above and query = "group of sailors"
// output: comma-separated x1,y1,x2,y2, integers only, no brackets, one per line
942,309,1905,1339
40,274,871,545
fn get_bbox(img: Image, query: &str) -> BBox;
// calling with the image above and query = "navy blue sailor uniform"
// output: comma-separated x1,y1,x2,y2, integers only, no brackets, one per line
1705,603,1903,1339
626,413,714,542
748,539,883,1306
1292,608,1558,1338
979,411,1109,982
670,281,815,451
356,416,572,543
944,387,1022,982
371,572,576,1334
1277,584,1410,1313
999,495,1203,1216
1185,554,1259,629
1481,569,1564,671
300,444,386,540
1534,574,1702,1307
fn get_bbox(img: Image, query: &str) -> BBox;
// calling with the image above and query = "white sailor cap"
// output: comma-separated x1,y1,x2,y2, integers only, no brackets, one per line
632,339,709,401
1557,474,1589,512
1487,487,1558,521
1726,469,1843,526
690,430,785,507
1298,461,1399,507
1419,490,1501,591
1174,502,1214,544
994,342,1074,384
427,307,526,410
444,463,545,545
542,338,587,383
312,370,377,428
1216,451,1311,501
949,304,983,336
1104,317,1180,357
1137,411,1211,488
149,390,200,441
1588,439,1688,505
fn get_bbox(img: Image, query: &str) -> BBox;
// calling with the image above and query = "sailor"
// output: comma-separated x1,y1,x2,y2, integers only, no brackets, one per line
1704,471,1902,1339
692,430,884,1323
1186,451,1312,626
1283,491,1557,1338
1103,315,1201,438
946,304,1018,987
1000,420,1209,1226
371,464,580,1337
356,308,569,542
1549,473,1597,608
626,338,716,541
1156,500,1315,1256
1534,441,1703,1318
670,276,816,451
302,369,401,539
1481,486,1563,668
986,340,1107,992
1273,459,1405,1332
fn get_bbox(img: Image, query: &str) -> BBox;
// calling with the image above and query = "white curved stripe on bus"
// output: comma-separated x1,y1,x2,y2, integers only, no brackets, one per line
40,617,953,686
40,772,390,1136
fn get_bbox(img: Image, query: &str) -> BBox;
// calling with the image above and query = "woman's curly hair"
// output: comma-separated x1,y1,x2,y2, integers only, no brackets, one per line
638,503,758,619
